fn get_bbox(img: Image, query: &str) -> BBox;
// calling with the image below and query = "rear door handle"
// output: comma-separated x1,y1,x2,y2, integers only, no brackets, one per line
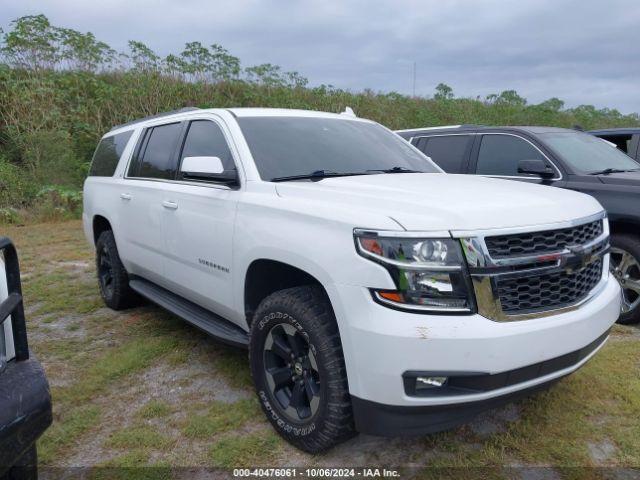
120,193,132,201
162,200,178,210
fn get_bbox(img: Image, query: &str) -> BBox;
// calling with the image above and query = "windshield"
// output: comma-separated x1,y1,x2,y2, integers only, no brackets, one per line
237,116,440,181
540,131,640,174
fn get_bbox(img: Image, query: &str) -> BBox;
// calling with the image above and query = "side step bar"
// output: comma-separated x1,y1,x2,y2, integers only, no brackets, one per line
129,277,249,349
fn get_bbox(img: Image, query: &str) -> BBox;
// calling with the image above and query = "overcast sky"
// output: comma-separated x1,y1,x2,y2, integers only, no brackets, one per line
2,0,639,114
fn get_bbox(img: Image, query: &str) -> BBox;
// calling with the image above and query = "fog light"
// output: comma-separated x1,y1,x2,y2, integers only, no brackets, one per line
416,376,448,389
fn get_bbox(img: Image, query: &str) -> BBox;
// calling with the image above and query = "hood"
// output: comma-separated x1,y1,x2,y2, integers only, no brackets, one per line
597,171,640,187
275,173,604,233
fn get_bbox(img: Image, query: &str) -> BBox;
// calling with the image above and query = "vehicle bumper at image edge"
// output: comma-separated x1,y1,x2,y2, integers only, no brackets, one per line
0,356,52,474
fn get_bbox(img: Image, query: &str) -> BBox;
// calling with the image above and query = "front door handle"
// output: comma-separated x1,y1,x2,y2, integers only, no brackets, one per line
120,193,132,201
162,200,178,210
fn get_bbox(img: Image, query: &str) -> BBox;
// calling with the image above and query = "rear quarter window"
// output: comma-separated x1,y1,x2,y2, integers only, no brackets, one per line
418,135,473,173
88,130,134,177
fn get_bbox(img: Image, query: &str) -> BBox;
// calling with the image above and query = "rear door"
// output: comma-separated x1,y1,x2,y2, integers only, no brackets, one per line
118,122,184,283
469,133,565,186
413,134,474,173
160,117,240,321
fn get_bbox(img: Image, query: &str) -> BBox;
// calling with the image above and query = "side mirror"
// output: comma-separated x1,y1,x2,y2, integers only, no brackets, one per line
180,156,239,186
517,159,555,179
181,156,224,177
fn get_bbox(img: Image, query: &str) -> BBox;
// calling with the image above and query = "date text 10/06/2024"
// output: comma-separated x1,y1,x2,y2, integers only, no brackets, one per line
232,468,401,478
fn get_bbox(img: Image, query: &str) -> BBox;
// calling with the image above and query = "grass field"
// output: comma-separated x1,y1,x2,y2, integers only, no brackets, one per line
2,220,639,479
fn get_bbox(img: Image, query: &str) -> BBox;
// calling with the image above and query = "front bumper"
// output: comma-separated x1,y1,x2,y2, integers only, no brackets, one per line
0,356,52,473
352,378,562,437
329,274,620,434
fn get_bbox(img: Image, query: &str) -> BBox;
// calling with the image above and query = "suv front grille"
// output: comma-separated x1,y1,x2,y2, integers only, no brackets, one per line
485,220,603,258
495,259,603,314
462,214,609,321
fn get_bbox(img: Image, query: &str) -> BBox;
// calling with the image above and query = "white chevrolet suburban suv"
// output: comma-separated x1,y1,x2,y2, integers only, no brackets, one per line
83,107,621,452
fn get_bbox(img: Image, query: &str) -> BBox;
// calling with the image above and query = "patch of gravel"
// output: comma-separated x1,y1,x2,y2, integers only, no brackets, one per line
56,260,91,271
60,353,253,467
309,434,440,468
468,403,521,438
610,324,640,340
588,414,614,427
40,359,78,388
274,432,467,469
29,314,88,343
138,361,252,405
24,301,44,317
506,465,562,480
587,439,617,465
606,468,640,480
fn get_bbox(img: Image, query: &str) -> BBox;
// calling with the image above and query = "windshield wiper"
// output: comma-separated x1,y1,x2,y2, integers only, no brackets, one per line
366,166,426,174
270,170,370,182
588,168,640,175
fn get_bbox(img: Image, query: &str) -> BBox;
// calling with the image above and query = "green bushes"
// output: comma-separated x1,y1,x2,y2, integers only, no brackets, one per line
33,185,83,220
1,14,639,224
0,156,37,207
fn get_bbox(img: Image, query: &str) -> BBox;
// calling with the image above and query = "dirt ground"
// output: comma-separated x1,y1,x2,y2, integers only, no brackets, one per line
2,220,639,479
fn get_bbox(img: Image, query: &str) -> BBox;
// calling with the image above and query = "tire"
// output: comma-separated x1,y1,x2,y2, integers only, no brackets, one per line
249,285,356,453
95,230,138,310
1,445,37,480
610,233,640,325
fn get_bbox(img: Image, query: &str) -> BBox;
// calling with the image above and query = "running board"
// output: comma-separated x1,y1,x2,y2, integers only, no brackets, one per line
129,277,249,349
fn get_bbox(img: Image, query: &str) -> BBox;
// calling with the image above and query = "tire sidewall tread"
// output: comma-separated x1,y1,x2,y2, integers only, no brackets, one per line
95,230,137,310
249,285,355,453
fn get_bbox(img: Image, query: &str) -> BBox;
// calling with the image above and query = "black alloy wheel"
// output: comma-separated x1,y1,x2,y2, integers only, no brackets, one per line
263,322,321,422
94,230,138,310
97,243,114,299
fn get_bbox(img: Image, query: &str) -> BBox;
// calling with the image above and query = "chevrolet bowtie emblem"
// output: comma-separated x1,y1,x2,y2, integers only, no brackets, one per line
563,245,590,271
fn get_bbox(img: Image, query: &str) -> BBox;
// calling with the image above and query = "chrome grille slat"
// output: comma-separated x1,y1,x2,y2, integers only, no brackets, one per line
495,259,603,314
460,212,609,322
485,220,603,258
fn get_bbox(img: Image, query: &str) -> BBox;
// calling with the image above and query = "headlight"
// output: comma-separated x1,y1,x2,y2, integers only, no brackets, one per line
354,230,476,313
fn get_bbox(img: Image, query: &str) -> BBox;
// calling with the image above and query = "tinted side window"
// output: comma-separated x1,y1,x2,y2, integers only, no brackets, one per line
179,120,235,173
420,135,472,173
88,130,134,177
476,135,546,176
136,123,182,180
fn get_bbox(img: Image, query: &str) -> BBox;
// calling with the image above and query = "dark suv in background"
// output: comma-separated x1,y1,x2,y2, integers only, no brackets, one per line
396,125,640,324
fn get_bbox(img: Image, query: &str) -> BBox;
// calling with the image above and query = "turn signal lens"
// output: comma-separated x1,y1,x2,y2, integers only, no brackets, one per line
360,237,384,256
377,291,404,302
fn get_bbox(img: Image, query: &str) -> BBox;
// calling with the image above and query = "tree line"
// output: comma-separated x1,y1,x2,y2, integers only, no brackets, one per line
1,14,639,222
0,14,308,87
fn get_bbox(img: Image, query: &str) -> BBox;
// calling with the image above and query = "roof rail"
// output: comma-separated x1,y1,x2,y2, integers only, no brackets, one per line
110,107,201,131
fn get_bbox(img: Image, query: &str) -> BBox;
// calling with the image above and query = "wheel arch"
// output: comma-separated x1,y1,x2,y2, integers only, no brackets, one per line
92,215,113,245
609,218,640,237
243,258,332,329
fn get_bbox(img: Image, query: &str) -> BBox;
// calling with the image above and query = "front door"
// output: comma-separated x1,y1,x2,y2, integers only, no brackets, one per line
160,118,240,322
470,133,565,187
